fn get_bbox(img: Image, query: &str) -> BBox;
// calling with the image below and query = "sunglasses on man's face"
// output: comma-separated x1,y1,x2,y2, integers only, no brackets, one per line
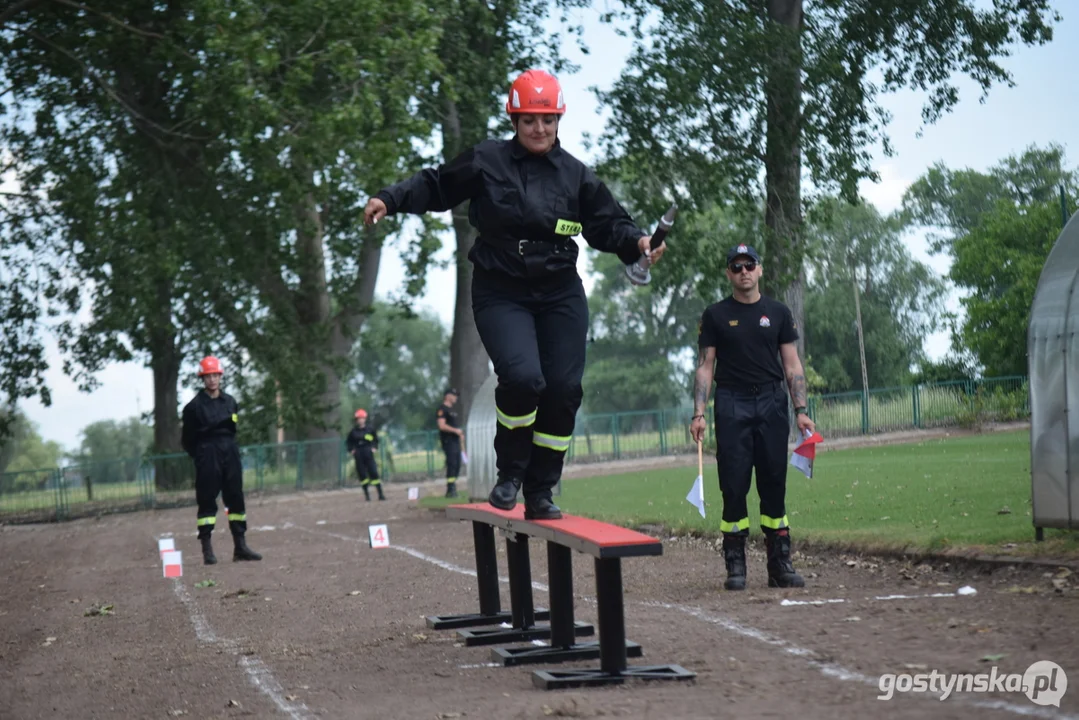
728,261,758,274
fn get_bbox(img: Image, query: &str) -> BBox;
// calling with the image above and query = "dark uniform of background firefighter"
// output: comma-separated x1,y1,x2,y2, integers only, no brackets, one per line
690,245,815,591
364,69,666,520
347,408,384,501
181,355,262,565
436,389,463,498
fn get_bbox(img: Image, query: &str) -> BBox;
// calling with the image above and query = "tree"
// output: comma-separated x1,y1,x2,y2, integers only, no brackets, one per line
802,198,947,392
340,304,451,436
596,0,1060,359
903,144,1077,375
947,199,1064,376
68,417,153,464
0,0,251,461
188,0,445,454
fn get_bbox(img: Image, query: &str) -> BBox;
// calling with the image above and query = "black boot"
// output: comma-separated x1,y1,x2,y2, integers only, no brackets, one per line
232,532,262,562
200,535,217,565
524,496,562,520
377,484,385,501
362,484,371,502
445,482,458,499
487,476,521,510
765,529,805,588
722,533,747,591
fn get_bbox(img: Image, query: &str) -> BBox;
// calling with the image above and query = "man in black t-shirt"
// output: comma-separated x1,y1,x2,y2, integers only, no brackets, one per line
436,388,465,498
690,244,816,591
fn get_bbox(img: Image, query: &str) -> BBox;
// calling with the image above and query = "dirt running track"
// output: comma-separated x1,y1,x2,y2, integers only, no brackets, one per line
1,481,1077,720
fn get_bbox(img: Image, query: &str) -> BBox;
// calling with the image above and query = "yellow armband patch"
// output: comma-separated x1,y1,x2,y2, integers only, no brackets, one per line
554,219,582,236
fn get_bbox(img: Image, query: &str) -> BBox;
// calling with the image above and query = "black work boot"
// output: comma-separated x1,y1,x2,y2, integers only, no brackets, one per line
362,485,370,502
232,533,262,562
445,483,458,499
487,476,521,510
524,496,562,520
376,484,386,501
722,533,747,591
200,535,217,565
765,529,805,588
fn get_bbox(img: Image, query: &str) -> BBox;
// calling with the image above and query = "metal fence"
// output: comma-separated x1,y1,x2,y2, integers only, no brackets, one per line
0,375,1030,524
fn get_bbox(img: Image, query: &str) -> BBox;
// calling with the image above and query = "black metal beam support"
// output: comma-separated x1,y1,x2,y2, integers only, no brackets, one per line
426,521,550,630
475,521,500,615
506,533,535,630
595,557,627,675
547,541,576,648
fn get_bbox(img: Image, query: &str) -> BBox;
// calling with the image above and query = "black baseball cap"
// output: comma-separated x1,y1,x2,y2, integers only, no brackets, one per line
726,244,762,264
444,387,459,396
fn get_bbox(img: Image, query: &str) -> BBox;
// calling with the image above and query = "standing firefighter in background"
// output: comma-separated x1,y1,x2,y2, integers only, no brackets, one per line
347,409,384,501
365,69,666,519
690,245,815,591
181,355,262,565
436,389,463,498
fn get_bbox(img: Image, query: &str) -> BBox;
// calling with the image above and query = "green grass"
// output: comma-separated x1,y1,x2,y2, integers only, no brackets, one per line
423,429,1079,557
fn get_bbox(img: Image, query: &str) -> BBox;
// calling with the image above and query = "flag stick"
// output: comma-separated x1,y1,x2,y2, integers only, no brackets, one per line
697,438,703,479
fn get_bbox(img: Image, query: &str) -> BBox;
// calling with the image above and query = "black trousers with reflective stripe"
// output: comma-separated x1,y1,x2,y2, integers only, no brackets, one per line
713,384,790,533
353,450,379,482
194,440,246,537
442,437,461,480
471,270,587,499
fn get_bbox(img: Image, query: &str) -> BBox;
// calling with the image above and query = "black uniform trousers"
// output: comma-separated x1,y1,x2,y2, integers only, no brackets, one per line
354,450,379,483
713,382,791,535
472,270,586,500
442,436,461,480
194,438,247,539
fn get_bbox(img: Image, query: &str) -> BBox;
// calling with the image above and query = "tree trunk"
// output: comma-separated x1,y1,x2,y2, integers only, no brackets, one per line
148,275,186,491
442,100,490,426
763,0,806,360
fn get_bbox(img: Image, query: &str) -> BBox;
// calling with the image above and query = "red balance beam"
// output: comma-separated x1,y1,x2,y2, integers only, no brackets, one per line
445,503,662,559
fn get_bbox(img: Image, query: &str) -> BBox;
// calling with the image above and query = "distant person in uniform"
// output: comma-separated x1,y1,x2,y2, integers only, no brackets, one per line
181,355,262,565
436,388,464,498
346,409,384,501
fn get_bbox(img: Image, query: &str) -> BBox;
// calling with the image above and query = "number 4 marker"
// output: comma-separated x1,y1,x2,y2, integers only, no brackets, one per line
368,524,390,549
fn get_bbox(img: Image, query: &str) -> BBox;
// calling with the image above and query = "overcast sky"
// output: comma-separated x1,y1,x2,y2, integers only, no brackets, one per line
16,1,1078,452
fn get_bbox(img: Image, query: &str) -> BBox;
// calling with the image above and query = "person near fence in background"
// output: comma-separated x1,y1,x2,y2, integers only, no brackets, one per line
689,244,815,591
364,69,665,519
346,409,384,502
181,355,262,565
436,389,464,498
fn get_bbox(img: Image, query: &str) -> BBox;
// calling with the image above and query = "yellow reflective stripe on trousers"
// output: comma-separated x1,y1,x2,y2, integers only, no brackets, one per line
760,514,789,530
446,477,456,484
496,407,537,429
227,513,246,522
533,432,571,452
720,518,749,533
197,516,216,526
369,480,381,486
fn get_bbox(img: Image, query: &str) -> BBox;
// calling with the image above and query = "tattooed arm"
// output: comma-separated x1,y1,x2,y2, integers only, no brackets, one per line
691,346,716,443
694,347,716,416
779,343,807,408
779,342,815,432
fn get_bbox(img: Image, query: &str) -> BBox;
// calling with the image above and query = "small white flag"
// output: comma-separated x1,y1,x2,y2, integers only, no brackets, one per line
461,451,469,464
686,474,706,518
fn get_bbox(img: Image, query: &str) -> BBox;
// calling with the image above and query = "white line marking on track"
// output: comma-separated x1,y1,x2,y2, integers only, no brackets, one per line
169,559,313,719
780,598,847,606
286,523,1075,720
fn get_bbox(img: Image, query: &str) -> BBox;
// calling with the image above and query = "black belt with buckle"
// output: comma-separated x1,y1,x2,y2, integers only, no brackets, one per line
717,381,784,396
516,238,562,255
480,235,565,255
